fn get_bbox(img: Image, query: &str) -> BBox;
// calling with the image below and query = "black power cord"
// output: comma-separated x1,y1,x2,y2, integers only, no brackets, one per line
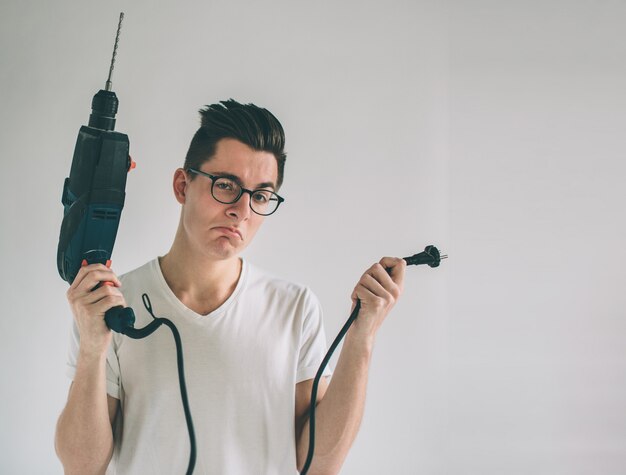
300,245,447,474
116,294,197,475
104,245,445,475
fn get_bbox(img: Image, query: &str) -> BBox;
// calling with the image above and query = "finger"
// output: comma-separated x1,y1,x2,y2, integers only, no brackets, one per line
77,284,125,307
70,264,107,291
74,269,122,294
78,284,124,306
360,263,403,301
352,282,380,304
91,294,126,317
71,264,122,290
366,263,397,292
68,263,97,291
379,257,406,285
357,273,390,300
80,294,125,315
352,263,396,302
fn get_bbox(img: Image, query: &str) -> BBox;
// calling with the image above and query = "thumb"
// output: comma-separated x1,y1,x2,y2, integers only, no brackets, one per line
379,256,406,284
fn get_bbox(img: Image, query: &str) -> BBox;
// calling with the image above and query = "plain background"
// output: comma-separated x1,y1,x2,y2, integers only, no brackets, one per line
1,0,625,473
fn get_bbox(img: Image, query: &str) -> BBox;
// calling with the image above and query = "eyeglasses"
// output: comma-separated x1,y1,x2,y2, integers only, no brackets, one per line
186,168,285,216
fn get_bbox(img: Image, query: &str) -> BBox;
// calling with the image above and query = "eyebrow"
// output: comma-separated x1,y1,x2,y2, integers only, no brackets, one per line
209,171,276,191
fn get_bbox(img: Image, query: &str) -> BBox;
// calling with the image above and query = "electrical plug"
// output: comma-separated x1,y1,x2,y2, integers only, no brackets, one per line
403,245,448,268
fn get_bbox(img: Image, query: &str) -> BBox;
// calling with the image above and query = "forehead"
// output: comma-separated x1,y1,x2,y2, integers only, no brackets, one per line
202,138,278,188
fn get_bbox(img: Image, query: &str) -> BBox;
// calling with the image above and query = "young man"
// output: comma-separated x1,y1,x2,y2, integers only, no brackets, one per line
55,99,406,474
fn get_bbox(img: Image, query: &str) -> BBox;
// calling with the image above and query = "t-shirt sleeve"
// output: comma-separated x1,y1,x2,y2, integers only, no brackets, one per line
296,288,332,383
65,320,122,399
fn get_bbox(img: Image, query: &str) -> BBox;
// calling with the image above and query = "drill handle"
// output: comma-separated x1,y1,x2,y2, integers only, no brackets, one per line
81,259,136,334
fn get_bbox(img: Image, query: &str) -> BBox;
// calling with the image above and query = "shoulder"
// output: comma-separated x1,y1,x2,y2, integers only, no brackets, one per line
244,260,321,308
117,258,158,287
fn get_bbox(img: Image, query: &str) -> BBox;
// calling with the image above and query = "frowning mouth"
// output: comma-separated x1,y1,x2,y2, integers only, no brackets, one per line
212,226,243,240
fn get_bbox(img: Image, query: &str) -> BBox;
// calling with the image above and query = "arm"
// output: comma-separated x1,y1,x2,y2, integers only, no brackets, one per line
55,380,119,475
295,257,406,474
55,263,125,475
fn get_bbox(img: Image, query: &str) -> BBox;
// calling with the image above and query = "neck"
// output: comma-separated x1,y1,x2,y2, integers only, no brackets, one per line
159,236,242,315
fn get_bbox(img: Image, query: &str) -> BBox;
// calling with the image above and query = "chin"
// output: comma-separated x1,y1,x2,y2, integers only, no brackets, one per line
204,238,244,261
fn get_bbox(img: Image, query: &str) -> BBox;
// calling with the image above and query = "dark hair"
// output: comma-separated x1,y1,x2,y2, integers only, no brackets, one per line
183,99,287,189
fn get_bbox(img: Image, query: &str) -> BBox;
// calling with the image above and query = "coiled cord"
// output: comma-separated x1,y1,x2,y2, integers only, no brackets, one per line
119,293,196,475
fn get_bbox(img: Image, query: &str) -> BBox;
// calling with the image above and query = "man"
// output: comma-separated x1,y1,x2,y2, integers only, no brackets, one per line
55,99,406,474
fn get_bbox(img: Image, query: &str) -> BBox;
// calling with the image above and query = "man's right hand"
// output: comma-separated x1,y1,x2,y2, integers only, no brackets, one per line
66,263,125,356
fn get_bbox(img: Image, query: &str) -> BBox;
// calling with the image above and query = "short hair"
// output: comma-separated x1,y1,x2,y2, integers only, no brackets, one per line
183,99,287,189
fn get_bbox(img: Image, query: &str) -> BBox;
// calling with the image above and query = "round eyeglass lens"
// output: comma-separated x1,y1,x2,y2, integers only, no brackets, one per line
212,177,240,203
250,190,280,215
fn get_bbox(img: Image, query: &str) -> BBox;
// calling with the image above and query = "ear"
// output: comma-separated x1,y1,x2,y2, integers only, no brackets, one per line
173,168,188,204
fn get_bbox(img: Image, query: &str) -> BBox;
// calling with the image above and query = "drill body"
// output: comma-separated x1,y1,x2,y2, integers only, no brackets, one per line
57,88,136,332
57,90,131,284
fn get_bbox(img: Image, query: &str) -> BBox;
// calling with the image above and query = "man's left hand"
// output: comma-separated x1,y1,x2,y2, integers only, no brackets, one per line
349,256,406,342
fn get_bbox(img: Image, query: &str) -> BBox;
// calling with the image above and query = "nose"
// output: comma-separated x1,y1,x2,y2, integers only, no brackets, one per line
226,192,252,221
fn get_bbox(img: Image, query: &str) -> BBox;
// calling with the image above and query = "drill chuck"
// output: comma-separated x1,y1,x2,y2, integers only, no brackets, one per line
89,89,119,131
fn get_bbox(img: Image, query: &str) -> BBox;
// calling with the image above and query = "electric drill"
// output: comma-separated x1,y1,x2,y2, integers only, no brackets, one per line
57,13,136,332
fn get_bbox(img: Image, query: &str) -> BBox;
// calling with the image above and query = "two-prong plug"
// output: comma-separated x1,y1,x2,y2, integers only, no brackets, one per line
403,245,448,268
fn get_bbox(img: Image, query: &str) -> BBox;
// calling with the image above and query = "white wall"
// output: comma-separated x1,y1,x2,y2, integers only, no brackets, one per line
0,1,624,473
445,2,626,473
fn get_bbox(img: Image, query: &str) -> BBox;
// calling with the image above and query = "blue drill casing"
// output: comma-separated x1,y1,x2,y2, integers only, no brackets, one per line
57,120,130,284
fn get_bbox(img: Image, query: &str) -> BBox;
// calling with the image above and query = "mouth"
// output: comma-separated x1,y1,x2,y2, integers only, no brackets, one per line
213,226,243,240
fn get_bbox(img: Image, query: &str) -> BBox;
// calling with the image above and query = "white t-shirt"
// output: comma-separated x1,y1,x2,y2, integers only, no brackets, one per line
66,258,331,475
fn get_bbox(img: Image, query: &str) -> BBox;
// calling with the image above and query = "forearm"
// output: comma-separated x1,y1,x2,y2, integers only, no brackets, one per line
297,329,374,474
55,350,114,475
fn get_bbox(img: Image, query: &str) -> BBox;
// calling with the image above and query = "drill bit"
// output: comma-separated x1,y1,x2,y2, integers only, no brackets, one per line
105,12,124,91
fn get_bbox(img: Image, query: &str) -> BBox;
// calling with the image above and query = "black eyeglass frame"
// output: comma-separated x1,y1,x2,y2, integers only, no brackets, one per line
186,168,285,216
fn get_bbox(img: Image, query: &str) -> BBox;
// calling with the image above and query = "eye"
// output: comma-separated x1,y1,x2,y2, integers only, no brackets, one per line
215,178,236,191
252,190,271,203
